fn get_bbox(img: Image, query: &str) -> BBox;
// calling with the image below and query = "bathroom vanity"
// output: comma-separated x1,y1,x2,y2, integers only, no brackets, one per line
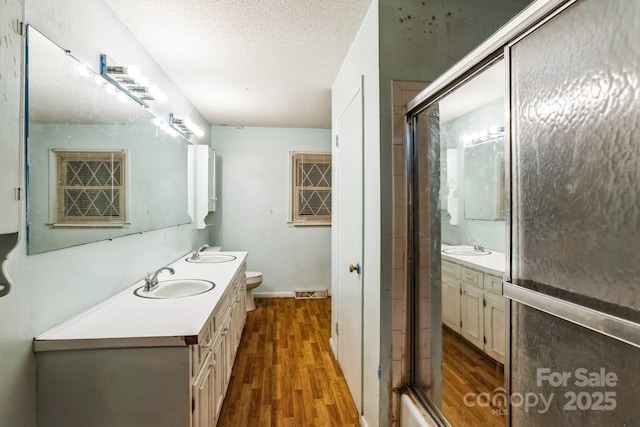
441,245,506,364
34,251,247,427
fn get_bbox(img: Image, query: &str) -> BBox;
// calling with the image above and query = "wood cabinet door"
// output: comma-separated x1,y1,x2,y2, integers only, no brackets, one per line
212,338,225,422
441,275,461,333
484,292,506,364
461,283,484,350
192,353,213,427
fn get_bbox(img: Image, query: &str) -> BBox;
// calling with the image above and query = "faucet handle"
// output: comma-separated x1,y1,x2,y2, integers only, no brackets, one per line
143,273,153,292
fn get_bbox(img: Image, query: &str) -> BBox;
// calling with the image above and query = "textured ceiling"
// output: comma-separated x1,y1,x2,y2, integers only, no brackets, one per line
103,0,372,129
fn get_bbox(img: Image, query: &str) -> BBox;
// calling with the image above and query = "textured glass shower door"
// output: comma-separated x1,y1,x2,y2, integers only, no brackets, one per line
510,0,640,322
508,0,640,425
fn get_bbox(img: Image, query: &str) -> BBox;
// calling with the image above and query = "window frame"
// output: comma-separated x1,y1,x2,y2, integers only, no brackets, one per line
50,149,128,227
289,151,332,226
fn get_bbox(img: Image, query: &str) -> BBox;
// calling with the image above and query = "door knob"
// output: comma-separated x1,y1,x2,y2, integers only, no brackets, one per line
349,263,361,274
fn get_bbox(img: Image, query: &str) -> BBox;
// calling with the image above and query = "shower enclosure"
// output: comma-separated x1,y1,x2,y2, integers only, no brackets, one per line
404,0,640,425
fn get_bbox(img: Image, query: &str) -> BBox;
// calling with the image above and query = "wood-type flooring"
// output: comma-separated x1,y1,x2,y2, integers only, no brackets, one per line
442,326,506,427
217,297,359,427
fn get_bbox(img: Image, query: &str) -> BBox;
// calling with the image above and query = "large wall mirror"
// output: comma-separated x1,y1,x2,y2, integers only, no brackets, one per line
26,26,192,254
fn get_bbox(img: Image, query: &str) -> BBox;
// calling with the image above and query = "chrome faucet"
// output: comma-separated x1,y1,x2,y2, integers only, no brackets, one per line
190,244,211,261
144,266,175,292
468,238,484,252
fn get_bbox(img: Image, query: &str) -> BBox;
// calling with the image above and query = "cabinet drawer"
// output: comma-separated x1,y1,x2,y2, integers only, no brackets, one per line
484,274,503,294
191,318,214,377
461,267,483,289
442,260,461,279
237,265,246,284
213,294,230,335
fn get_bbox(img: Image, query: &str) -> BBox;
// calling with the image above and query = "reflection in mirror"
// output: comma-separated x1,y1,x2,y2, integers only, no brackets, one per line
410,59,507,427
26,26,192,254
464,137,505,221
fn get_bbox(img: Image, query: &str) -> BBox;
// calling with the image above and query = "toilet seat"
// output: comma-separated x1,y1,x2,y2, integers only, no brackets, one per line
245,271,263,285
244,271,262,312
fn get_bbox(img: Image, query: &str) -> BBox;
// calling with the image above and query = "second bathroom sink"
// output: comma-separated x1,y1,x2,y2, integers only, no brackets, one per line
186,254,237,263
134,279,215,299
442,246,491,256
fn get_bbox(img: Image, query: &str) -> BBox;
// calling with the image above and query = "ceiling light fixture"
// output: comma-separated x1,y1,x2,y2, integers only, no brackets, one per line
100,54,167,107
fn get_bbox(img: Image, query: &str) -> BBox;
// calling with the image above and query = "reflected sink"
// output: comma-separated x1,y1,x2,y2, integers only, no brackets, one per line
442,247,491,256
134,279,215,299
185,254,237,263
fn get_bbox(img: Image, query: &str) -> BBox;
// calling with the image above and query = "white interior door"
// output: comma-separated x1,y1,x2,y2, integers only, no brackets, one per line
336,79,363,414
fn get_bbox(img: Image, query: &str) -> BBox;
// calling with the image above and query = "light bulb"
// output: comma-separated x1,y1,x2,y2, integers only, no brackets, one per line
156,92,168,103
106,84,117,95
94,75,107,86
135,76,150,87
194,128,205,138
77,64,91,77
126,65,141,79
148,84,160,97
117,92,129,103
153,118,163,127
489,126,499,134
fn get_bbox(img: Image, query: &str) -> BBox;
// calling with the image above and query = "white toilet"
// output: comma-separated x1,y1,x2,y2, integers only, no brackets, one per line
245,271,263,312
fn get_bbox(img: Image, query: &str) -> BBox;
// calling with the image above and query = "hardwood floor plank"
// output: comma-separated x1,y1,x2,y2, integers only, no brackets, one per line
217,297,359,427
442,326,506,427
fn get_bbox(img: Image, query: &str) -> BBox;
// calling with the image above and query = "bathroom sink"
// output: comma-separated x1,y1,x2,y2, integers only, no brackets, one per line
186,254,237,263
134,279,215,299
442,247,491,256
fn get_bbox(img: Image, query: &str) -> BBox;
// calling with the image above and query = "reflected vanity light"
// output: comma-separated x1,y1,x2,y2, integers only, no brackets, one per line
169,114,204,140
153,117,178,137
77,64,91,78
462,126,504,147
100,54,167,107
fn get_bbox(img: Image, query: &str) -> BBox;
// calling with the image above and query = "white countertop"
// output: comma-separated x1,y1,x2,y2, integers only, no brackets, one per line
34,251,247,352
441,244,505,277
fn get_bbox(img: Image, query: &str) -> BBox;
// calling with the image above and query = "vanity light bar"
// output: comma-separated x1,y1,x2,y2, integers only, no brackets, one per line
463,126,505,146
153,117,178,137
100,54,167,107
169,114,202,141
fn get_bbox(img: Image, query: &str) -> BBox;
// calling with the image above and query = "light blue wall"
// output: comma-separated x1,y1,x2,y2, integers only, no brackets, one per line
210,126,332,296
0,1,209,426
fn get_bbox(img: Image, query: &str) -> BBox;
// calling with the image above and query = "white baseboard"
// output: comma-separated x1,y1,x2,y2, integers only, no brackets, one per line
361,415,369,427
254,291,331,298
329,337,337,359
253,292,296,298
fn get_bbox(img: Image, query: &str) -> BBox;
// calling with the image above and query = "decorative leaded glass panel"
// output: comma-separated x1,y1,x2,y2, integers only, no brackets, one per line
291,152,332,224
54,150,126,225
